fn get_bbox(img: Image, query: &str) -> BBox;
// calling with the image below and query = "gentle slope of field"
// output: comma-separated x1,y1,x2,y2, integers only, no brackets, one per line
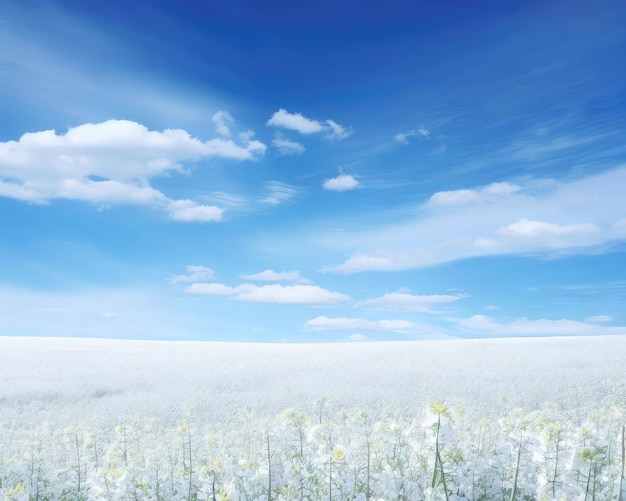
1,335,624,425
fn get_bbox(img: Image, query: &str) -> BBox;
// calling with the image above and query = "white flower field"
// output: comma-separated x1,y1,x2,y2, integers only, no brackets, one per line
1,336,625,500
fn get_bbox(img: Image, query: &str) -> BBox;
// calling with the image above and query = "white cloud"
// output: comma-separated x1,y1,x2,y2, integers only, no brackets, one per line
235,284,350,305
348,333,368,342
61,178,167,206
394,128,430,144
498,219,599,238
272,134,305,155
450,314,626,337
266,109,351,140
319,251,401,274
585,315,613,323
267,109,323,134
170,265,215,284
183,283,251,296
167,200,223,222
212,110,235,137
323,174,359,192
183,282,349,306
359,292,462,313
325,120,353,140
241,270,301,282
317,166,626,273
259,181,300,207
303,316,422,334
0,119,265,219
427,182,521,206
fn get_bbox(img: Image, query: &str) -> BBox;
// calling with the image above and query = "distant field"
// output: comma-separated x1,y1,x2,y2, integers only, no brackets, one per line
1,335,624,425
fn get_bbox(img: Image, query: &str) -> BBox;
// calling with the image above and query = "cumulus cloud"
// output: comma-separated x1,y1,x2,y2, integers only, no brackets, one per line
266,109,351,140
394,128,430,144
241,270,301,282
167,200,223,222
184,282,349,306
303,316,422,334
272,134,305,155
0,119,265,220
317,166,626,273
359,292,462,313
169,265,216,284
267,109,323,134
450,314,626,337
323,174,359,192
212,110,235,137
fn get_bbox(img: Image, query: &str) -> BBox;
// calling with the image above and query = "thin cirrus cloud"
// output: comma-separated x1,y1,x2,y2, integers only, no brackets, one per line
0,118,265,222
449,314,626,337
323,174,359,192
240,270,301,282
427,182,521,206
584,315,613,323
394,128,430,144
358,292,463,313
169,265,216,284
272,133,305,156
498,219,599,238
318,166,626,273
184,282,350,306
212,110,235,137
259,181,300,207
266,109,352,140
303,316,424,335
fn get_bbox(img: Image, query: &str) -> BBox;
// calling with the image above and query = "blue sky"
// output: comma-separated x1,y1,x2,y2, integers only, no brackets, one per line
1,0,625,341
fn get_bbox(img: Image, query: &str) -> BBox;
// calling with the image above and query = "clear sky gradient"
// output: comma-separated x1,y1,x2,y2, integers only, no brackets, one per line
1,0,625,341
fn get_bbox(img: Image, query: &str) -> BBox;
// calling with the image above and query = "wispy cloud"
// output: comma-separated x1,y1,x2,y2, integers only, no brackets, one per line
325,119,353,140
259,181,300,207
272,133,305,155
303,315,445,336
448,314,626,337
318,166,626,273
394,128,430,144
241,270,301,282
358,292,463,313
184,283,350,305
585,315,613,323
212,110,235,137
427,182,520,206
169,265,216,284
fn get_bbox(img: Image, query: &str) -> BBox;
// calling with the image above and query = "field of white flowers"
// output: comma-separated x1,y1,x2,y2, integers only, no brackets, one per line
1,336,625,500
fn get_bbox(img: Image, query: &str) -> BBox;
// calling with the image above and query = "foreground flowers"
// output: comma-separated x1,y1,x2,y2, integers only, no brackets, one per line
1,400,625,500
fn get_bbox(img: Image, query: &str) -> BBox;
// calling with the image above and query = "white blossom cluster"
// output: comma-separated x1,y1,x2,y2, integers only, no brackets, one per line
1,398,625,500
